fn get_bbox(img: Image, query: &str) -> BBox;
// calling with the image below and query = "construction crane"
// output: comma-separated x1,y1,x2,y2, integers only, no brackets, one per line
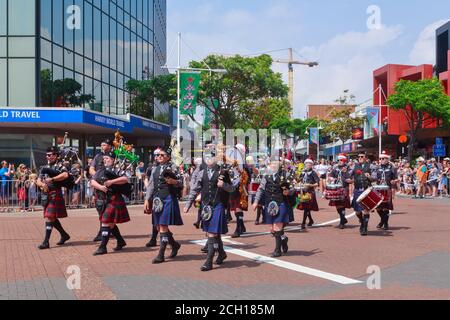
273,48,318,118
213,48,318,119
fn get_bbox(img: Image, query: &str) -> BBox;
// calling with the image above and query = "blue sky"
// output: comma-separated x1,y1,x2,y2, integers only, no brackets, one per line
167,0,450,118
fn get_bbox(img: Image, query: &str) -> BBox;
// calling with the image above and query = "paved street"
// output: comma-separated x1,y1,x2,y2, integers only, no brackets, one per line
0,196,449,300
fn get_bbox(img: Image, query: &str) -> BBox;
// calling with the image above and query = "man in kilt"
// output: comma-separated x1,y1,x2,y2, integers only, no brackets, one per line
297,159,319,230
350,152,372,236
329,154,353,229
144,146,183,264
252,155,294,257
372,152,398,231
90,152,130,255
89,139,113,242
36,147,71,250
184,149,237,271
229,144,248,238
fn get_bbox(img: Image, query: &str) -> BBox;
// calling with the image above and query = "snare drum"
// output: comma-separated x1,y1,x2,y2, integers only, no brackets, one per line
324,184,345,201
356,188,384,212
373,185,391,203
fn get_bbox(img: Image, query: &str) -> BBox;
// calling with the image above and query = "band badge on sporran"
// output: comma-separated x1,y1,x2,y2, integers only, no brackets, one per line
201,205,213,222
268,201,280,217
152,197,164,214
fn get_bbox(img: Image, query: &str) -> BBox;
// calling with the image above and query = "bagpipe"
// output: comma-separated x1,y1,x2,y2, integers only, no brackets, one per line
40,132,81,190
103,130,140,198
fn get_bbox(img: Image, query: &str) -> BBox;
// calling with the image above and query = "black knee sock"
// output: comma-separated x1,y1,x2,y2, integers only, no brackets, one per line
157,232,169,258
53,219,68,236
43,222,53,243
302,210,308,224
99,226,111,249
151,225,159,240
112,225,125,243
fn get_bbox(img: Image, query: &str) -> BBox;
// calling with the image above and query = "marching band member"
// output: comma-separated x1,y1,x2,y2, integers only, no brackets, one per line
350,152,373,236
252,155,294,257
184,149,237,271
145,148,161,248
90,152,129,255
329,153,353,229
191,157,205,230
372,151,398,231
230,144,248,238
36,147,71,250
89,139,113,242
297,159,319,230
144,146,183,264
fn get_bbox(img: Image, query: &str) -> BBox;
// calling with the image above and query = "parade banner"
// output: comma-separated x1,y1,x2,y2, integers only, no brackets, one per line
365,107,379,139
180,71,201,116
309,128,319,145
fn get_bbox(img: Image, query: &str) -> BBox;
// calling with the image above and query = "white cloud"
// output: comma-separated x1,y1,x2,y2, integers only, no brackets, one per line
167,2,404,119
409,19,449,65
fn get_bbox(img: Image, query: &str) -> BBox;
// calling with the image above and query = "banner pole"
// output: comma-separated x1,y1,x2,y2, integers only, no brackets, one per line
177,32,181,147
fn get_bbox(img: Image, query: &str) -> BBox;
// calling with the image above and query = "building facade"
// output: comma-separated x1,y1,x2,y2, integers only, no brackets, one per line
0,0,171,166
307,104,356,121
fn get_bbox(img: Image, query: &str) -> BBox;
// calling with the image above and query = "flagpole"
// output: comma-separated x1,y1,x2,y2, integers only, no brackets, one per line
378,84,382,156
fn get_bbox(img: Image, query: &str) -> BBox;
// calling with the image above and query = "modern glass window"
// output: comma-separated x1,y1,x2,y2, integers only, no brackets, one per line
84,2,93,58
9,0,35,36
41,39,52,61
0,58,6,106
41,0,52,40
93,8,101,62
0,0,6,36
53,44,63,66
74,0,84,55
9,58,35,106
0,38,6,57
53,0,63,45
9,37,35,57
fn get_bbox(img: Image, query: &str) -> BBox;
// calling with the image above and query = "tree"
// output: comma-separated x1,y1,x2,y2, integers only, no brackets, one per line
387,78,450,160
189,54,289,129
40,69,94,108
321,109,364,145
269,117,320,146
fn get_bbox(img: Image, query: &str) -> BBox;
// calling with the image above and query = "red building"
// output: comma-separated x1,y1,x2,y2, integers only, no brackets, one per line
362,21,450,159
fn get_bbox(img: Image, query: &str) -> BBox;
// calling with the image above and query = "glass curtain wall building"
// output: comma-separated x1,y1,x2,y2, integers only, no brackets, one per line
0,0,168,121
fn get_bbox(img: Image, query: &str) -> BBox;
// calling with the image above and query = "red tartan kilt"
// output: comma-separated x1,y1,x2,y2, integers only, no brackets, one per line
17,188,27,201
229,192,247,211
44,189,68,219
328,189,352,209
101,194,130,224
297,191,319,211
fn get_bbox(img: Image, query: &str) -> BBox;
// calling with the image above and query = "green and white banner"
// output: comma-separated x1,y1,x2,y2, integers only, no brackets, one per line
180,71,201,116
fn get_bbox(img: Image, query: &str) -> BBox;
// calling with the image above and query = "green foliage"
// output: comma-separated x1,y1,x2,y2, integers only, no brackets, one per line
387,78,450,159
40,69,94,107
269,117,319,142
321,109,363,144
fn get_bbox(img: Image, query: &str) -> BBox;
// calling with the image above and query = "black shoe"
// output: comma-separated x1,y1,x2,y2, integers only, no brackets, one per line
255,220,260,225
300,223,306,230
169,242,181,258
339,224,345,229
38,242,50,250
215,252,228,265
307,220,314,227
231,231,241,238
146,238,157,248
242,224,247,233
201,245,208,253
56,234,70,246
271,250,282,258
377,222,383,229
383,223,389,231
113,240,127,251
152,255,165,264
281,237,289,254
193,222,200,229
93,247,107,256
201,263,213,271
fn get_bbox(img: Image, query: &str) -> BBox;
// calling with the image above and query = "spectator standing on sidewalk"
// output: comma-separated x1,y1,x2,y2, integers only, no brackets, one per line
0,161,14,210
415,157,428,199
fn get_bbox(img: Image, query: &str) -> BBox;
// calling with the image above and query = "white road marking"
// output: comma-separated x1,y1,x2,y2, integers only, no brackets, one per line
190,239,362,285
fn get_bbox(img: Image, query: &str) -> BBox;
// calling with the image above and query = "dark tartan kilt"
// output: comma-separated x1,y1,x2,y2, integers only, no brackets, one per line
264,201,290,225
377,189,394,211
101,193,130,224
329,188,352,209
44,189,68,219
202,203,228,235
297,191,319,211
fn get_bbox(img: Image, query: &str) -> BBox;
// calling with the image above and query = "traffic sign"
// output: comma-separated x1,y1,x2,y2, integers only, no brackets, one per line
433,145,446,157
